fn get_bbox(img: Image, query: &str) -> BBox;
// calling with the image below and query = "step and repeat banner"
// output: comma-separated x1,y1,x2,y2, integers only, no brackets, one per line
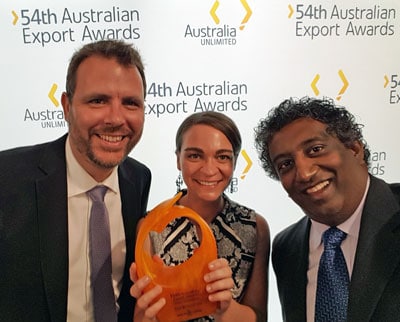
1,0,400,320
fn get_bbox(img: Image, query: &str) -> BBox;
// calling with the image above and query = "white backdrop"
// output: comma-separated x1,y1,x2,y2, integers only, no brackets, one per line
2,0,400,320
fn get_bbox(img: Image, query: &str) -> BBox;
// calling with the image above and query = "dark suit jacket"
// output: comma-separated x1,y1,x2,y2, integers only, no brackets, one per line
0,135,151,322
272,175,400,322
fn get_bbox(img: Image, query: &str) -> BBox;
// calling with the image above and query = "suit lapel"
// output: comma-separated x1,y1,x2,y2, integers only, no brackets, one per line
36,135,69,322
117,160,148,270
289,218,310,322
273,217,310,322
118,165,138,266
117,161,147,320
348,176,400,321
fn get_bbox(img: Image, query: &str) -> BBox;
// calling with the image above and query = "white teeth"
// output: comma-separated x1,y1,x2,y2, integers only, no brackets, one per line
198,180,217,186
307,180,329,193
100,135,123,142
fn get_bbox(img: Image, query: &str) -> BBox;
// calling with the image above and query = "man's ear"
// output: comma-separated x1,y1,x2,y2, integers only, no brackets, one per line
61,92,70,123
349,140,365,164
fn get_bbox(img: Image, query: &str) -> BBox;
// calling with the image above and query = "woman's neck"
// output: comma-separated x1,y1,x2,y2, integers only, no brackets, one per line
179,193,224,224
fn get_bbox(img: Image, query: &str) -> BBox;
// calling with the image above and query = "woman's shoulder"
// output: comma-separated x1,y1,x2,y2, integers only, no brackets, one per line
223,194,257,219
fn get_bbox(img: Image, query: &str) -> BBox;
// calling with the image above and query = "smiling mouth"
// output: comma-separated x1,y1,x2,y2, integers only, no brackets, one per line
98,134,124,143
306,180,330,194
197,180,219,186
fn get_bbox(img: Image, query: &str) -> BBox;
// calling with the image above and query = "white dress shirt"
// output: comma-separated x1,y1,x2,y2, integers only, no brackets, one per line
306,177,370,322
65,137,126,322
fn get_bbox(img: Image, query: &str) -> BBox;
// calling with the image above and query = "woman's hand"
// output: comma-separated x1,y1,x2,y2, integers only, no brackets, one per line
204,258,258,322
204,258,235,315
129,262,166,322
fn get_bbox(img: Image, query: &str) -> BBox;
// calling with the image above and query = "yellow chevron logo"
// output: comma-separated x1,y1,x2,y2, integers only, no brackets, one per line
384,75,389,88
239,0,252,30
210,0,252,29
12,10,19,25
311,74,320,96
210,1,220,24
288,4,294,18
48,83,60,107
240,149,253,179
336,69,348,101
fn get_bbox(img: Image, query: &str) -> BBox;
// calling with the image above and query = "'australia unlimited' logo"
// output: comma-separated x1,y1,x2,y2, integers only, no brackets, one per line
184,0,252,46
23,83,67,129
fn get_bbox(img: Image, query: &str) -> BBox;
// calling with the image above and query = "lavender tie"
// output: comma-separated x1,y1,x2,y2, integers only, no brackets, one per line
315,227,349,322
87,185,118,322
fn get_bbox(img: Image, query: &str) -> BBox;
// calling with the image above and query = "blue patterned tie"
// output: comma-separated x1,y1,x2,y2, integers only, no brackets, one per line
315,227,349,322
87,185,118,322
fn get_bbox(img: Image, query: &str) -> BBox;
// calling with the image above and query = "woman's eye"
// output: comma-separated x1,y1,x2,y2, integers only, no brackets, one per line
218,155,232,161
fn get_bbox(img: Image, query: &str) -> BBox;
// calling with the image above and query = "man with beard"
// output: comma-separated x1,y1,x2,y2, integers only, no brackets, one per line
0,40,151,322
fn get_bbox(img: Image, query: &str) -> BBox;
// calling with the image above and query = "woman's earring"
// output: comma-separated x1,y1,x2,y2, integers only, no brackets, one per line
229,177,237,193
176,172,183,193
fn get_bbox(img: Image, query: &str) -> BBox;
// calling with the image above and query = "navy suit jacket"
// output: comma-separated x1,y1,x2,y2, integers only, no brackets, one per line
0,135,151,322
272,175,400,322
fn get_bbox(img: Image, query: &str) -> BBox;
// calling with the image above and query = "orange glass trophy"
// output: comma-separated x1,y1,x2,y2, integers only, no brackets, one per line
135,192,218,322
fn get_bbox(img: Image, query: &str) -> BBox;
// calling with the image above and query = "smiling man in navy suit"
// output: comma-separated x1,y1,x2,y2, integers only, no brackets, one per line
254,96,400,322
0,40,151,322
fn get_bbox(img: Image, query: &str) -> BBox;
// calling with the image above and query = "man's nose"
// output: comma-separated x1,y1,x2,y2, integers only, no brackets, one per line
295,157,317,182
104,101,124,125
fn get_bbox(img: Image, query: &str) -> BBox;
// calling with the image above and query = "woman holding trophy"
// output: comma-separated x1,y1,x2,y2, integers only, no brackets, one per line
130,111,270,322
